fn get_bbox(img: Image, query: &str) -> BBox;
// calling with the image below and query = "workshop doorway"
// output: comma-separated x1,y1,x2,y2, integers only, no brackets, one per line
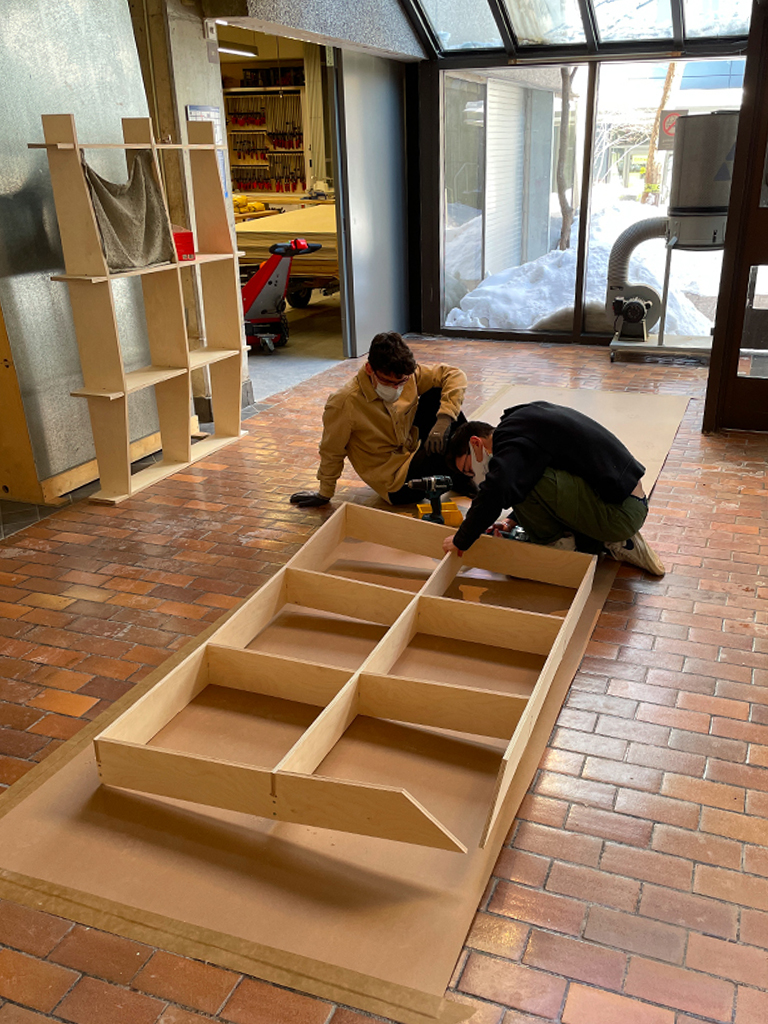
217,24,345,401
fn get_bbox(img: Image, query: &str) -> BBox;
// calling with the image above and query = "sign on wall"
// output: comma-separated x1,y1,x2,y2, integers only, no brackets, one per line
658,109,688,152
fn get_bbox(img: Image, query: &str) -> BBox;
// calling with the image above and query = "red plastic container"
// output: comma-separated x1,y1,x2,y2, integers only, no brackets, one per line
172,229,195,261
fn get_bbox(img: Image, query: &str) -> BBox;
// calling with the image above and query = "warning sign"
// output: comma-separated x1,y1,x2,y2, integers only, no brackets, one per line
658,109,687,151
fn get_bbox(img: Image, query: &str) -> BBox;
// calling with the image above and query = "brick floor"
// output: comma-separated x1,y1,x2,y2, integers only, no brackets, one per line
0,339,767,1023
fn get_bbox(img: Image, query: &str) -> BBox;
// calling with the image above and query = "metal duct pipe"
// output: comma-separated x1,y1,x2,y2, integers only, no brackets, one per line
605,217,667,334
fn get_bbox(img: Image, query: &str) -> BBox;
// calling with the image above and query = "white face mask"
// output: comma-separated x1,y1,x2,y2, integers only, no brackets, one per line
374,381,405,403
472,449,492,485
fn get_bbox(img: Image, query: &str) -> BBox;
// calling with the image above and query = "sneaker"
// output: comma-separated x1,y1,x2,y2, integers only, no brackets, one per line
604,532,665,576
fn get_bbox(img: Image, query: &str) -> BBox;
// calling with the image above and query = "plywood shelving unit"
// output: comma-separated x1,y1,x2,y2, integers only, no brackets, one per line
94,504,596,854
33,114,244,504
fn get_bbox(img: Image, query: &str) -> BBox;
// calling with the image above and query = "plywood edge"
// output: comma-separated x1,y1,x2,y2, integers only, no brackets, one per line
206,645,352,705
462,533,592,590
358,672,527,740
284,566,413,626
284,502,349,571
209,569,287,648
416,594,562,655
0,868,463,1024
38,431,163,504
345,503,447,560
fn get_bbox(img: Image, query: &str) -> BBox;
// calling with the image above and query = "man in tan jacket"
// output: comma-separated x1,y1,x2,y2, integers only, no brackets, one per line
289,332,469,507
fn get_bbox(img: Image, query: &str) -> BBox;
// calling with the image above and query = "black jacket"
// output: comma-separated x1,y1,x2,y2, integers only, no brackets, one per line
453,401,645,550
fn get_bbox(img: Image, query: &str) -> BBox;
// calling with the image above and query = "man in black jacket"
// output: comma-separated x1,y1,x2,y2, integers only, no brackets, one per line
441,401,665,576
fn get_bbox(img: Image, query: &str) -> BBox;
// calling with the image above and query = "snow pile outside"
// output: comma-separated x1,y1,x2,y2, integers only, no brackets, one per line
445,187,724,336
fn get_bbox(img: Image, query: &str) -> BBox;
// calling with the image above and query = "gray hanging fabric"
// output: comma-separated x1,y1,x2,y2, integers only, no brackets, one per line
82,150,175,271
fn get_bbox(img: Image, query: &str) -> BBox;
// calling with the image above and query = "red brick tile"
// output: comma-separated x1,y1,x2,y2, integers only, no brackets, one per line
516,793,569,828
706,759,768,794
701,806,768,846
624,957,734,1020
0,900,71,957
615,789,699,829
465,912,529,959
736,986,768,1024
562,983,674,1024
0,756,36,786
553,727,627,760
523,929,626,989
512,821,602,868
539,748,585,776
662,773,744,812
583,756,662,793
596,715,670,746
637,703,710,734
747,791,768,819
132,951,239,1014
0,947,77,1012
493,849,549,888
220,977,331,1024
694,864,768,912
0,1006,53,1024
458,953,566,1018
488,881,586,936
639,884,738,939
546,860,640,912
26,689,98,717
568,692,638,718
714,716,768,746
158,1010,217,1024
535,769,616,809
652,823,743,869
668,729,747,763
686,932,768,986
28,713,84,740
584,905,686,963
677,692,749,720
444,994,504,1024
600,844,692,890
749,744,768,768
741,909,768,950
627,743,705,777
55,976,164,1024
49,925,152,984
745,845,768,878
566,805,653,847
608,679,678,707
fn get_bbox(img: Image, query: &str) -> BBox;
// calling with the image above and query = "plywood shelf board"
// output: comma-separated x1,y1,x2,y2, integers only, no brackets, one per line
188,348,241,369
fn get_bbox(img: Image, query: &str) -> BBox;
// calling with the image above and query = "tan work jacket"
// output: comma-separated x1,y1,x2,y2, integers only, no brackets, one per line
316,363,467,501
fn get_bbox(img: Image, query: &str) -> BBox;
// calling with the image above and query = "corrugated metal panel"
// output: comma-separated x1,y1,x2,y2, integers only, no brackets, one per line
484,79,525,277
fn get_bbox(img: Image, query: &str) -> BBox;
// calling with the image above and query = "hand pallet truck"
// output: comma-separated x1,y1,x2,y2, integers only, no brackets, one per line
241,238,322,353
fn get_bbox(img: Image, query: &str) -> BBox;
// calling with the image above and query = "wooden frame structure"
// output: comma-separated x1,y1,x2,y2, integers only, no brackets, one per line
30,114,243,503
95,503,595,854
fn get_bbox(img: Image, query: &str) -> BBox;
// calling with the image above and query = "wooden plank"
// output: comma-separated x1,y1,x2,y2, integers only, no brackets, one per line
140,270,190,369
155,374,192,465
96,739,274,813
86,396,131,501
357,673,527,740
479,556,597,845
95,739,465,854
96,644,209,745
461,534,593,590
66,281,126,396
284,568,413,626
209,352,243,439
210,570,288,650
199,259,243,351
188,119,232,254
124,366,188,393
275,678,359,777
40,431,163,503
0,303,46,504
284,503,349,571
274,773,466,853
345,504,447,561
88,458,187,506
417,595,563,655
355,599,419,676
188,349,239,370
206,645,352,706
41,114,109,278
417,554,461,597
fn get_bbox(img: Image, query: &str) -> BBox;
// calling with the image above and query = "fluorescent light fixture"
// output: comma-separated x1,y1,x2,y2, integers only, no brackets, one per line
215,19,228,25
218,46,259,57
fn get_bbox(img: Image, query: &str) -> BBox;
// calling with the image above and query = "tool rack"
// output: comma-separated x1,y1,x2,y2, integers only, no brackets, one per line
31,114,244,504
224,87,309,193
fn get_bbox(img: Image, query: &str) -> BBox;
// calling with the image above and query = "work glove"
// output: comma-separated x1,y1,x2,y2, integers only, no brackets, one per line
424,414,453,455
289,490,330,508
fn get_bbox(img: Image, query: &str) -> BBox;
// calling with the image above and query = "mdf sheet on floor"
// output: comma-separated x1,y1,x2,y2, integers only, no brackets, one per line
471,385,689,492
0,389,688,1024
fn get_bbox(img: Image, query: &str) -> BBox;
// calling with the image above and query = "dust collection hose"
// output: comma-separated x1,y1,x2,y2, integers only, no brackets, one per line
605,217,667,332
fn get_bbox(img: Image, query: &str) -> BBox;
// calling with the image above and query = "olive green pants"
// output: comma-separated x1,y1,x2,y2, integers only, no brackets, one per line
512,468,648,553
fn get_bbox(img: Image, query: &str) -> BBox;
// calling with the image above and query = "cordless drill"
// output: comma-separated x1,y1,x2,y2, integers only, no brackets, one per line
408,475,454,524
